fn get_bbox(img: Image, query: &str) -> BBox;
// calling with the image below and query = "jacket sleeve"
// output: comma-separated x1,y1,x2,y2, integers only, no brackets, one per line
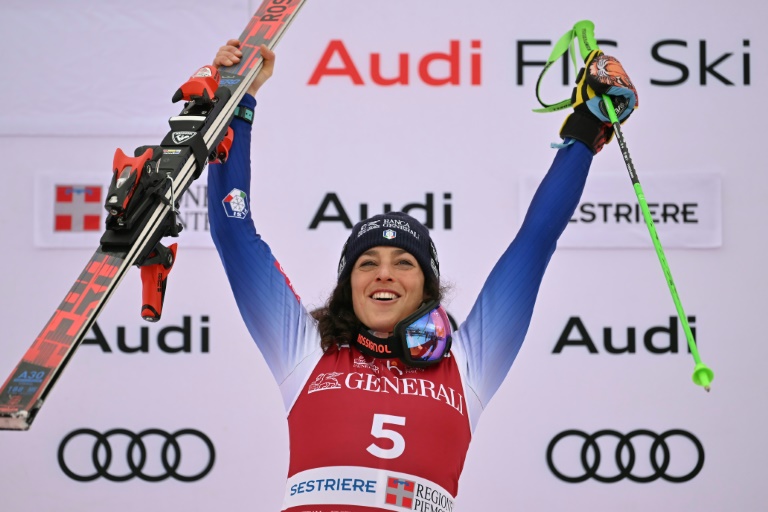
207,94,319,386
454,140,593,408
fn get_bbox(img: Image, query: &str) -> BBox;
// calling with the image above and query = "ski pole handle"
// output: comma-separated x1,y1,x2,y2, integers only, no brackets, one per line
574,20,599,59
573,20,623,126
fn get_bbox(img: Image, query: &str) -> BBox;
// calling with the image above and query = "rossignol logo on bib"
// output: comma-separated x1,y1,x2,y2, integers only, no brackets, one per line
222,188,249,219
357,334,392,355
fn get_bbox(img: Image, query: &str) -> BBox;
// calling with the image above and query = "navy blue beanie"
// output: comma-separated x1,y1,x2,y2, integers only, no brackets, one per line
337,212,439,285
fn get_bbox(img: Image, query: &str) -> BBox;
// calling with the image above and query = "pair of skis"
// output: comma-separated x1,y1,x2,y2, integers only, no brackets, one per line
0,0,307,431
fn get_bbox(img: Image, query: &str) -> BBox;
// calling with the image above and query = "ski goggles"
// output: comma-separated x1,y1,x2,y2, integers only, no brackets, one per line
355,301,453,368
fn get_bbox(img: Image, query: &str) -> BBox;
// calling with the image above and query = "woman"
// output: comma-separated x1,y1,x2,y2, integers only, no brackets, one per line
208,41,637,512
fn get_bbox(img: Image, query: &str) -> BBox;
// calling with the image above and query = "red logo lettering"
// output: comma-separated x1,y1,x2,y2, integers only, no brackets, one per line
357,334,392,354
308,40,482,86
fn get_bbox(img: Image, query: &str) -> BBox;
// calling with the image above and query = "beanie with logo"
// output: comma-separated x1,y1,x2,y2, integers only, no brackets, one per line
337,212,439,286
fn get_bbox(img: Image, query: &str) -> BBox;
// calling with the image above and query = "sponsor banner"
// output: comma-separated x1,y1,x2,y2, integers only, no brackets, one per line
519,173,722,249
80,315,211,355
283,466,455,511
552,315,697,355
306,364,465,416
0,3,760,512
34,172,215,249
58,427,216,483
546,429,704,483
34,172,106,248
176,181,214,247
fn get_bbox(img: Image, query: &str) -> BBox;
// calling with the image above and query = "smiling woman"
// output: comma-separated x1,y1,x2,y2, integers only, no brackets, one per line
207,39,638,512
350,245,425,335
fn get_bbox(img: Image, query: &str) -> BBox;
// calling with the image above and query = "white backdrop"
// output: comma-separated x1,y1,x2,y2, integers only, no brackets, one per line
0,0,766,511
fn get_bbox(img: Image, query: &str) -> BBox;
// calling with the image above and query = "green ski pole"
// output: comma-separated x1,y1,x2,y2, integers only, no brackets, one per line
573,20,714,391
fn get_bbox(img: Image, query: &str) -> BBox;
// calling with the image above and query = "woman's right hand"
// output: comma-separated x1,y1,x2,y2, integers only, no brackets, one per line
213,39,275,97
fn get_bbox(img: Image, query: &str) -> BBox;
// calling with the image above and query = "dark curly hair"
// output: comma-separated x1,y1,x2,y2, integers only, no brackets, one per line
311,274,445,353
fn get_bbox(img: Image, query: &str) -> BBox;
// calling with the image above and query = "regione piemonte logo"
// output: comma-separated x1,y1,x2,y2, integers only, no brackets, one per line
386,477,416,508
54,185,102,231
35,173,106,247
34,172,216,249
222,188,249,219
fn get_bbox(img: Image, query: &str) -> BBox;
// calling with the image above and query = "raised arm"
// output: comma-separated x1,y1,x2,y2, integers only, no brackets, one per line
207,43,319,388
455,50,638,408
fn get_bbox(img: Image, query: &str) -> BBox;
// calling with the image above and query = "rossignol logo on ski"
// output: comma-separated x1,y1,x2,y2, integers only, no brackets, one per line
260,0,297,22
222,188,249,219
171,132,197,144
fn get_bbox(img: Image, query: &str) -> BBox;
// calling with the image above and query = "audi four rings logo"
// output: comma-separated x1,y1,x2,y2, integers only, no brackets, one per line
58,428,215,482
546,429,704,483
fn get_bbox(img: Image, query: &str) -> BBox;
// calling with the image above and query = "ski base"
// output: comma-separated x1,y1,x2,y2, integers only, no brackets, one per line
0,251,127,431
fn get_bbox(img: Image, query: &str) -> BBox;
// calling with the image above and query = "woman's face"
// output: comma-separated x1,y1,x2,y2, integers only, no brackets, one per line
350,246,425,334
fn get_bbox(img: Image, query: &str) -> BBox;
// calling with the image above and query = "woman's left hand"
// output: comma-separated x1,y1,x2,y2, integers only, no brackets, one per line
213,40,275,97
